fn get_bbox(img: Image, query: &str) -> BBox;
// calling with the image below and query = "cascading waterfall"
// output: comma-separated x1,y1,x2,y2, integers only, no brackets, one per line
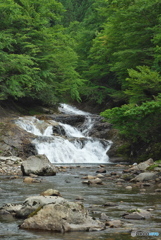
15,104,112,164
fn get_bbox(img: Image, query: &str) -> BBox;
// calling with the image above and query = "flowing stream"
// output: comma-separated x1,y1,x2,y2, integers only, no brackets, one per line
0,104,161,240
15,104,112,164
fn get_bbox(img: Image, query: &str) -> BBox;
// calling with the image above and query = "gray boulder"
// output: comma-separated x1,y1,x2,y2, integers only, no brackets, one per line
16,196,65,218
21,155,57,176
131,172,158,182
0,203,22,216
122,209,151,220
129,159,154,171
19,196,105,232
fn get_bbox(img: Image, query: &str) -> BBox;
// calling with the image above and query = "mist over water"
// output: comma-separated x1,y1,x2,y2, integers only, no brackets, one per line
15,104,112,164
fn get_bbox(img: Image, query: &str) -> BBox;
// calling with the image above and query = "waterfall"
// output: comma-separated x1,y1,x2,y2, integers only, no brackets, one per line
15,104,112,164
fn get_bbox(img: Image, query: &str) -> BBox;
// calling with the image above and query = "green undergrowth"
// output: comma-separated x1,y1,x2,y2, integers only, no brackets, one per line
147,160,161,171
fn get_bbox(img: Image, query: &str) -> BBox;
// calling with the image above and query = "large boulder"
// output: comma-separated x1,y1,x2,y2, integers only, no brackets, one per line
129,159,154,171
19,196,104,232
0,121,36,157
131,172,159,182
16,196,62,218
21,155,57,176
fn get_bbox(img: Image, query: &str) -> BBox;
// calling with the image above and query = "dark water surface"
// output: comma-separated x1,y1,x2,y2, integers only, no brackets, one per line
0,164,161,240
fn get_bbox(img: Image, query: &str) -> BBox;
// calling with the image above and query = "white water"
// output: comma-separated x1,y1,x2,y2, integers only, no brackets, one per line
15,104,111,164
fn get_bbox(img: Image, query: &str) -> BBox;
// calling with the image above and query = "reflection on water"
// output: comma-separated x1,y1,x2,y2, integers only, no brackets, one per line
0,165,161,240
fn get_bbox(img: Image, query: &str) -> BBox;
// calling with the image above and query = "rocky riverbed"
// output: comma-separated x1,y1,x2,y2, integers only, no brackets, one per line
0,157,161,240
0,104,161,239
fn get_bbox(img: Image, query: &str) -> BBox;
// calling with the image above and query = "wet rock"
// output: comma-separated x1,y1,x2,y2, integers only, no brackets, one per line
96,174,105,178
40,189,61,197
103,202,118,207
96,168,106,173
116,181,123,185
110,172,117,176
100,213,109,221
0,121,36,158
116,178,125,183
38,114,86,127
52,124,66,136
142,182,151,187
16,196,63,218
140,188,146,192
82,175,96,180
10,175,20,179
125,186,132,190
106,220,122,228
75,196,85,201
88,178,103,185
128,159,154,171
82,180,89,184
23,177,41,183
0,203,22,216
122,209,152,220
29,173,38,178
21,154,57,176
155,189,161,192
131,172,159,182
82,178,103,185
0,156,22,175
88,119,112,139
0,156,22,163
153,167,161,171
155,178,161,182
19,196,105,232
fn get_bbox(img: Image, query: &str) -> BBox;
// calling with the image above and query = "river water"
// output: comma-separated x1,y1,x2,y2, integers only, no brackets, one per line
0,104,161,240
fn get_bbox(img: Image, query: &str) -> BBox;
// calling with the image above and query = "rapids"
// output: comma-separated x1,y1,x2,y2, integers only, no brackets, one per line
15,104,112,164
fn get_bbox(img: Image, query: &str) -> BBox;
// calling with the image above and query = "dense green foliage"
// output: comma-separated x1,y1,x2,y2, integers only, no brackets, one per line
1,0,161,160
0,0,83,104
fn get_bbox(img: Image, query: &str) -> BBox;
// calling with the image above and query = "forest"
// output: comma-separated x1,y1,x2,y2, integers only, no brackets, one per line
1,0,161,161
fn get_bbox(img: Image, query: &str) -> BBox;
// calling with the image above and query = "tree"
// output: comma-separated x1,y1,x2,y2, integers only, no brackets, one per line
101,66,161,160
0,0,83,104
79,0,161,104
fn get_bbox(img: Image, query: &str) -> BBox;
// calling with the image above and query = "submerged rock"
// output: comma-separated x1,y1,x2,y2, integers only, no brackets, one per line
19,196,105,232
21,154,57,176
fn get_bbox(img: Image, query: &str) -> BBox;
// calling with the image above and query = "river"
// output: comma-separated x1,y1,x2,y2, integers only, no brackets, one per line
0,104,160,240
